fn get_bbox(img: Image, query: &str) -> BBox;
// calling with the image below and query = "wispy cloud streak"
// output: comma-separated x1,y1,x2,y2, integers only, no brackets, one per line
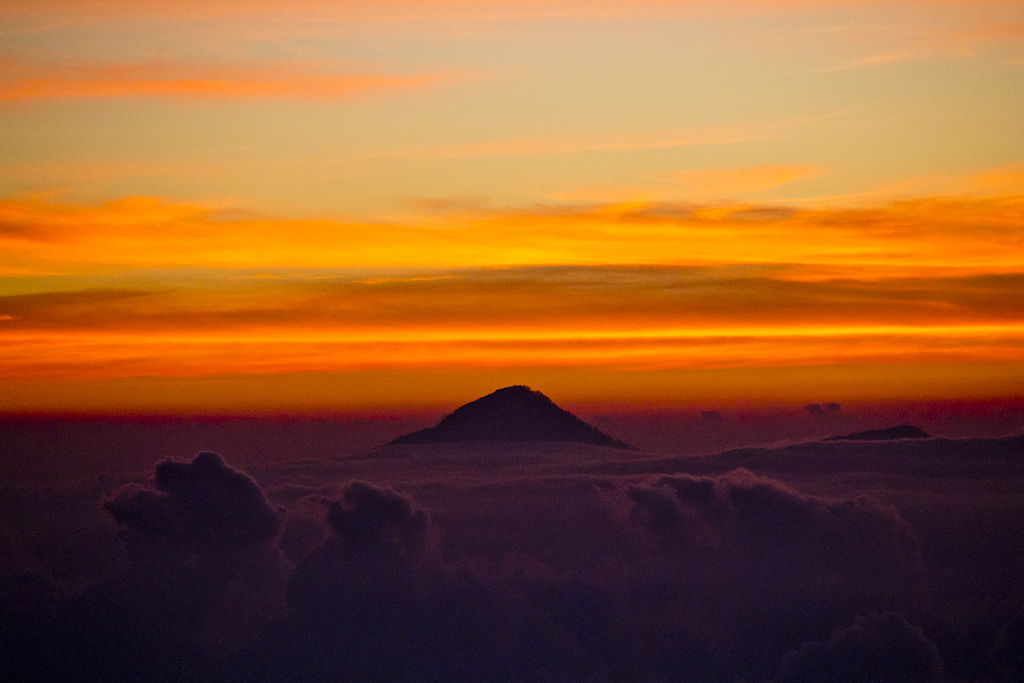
2,193,1021,274
1,264,1022,383
371,116,839,159
0,57,449,101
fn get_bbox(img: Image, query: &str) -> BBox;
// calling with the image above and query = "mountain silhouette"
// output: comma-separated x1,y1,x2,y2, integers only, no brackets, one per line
387,386,634,449
824,425,931,441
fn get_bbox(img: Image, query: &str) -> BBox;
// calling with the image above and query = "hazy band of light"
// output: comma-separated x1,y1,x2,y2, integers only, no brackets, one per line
4,363,1023,415
2,324,1022,379
1,191,1023,409
0,57,452,102
2,195,1022,273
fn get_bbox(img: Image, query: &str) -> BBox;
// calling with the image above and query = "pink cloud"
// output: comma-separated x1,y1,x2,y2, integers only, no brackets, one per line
0,57,452,102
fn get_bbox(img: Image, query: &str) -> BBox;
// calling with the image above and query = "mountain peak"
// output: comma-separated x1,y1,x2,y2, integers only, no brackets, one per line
387,386,634,449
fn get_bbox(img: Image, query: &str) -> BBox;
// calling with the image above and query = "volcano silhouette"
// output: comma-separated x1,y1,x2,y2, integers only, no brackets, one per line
824,425,931,441
387,386,634,449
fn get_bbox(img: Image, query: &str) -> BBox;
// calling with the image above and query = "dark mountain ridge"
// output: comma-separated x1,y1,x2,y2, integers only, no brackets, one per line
387,385,634,449
824,425,931,441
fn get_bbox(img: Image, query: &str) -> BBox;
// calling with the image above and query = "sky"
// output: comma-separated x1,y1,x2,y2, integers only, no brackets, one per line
1,0,1023,413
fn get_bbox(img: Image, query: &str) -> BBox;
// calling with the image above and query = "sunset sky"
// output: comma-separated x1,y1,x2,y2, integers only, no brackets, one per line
1,0,1022,413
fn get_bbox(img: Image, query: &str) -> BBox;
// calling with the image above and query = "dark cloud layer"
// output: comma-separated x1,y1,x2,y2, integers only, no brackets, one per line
774,612,943,683
5,267,1024,333
2,434,1024,682
1,453,290,682
617,471,927,681
103,451,282,547
626,469,924,588
263,481,609,683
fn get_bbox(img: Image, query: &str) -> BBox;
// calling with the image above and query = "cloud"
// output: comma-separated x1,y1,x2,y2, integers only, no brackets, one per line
803,14,1024,71
2,266,1024,391
618,469,929,678
669,164,822,197
103,451,282,547
804,402,841,419
374,120,808,159
774,612,943,683
549,164,822,205
1,191,1023,407
824,51,914,71
10,266,1024,334
276,480,606,683
16,452,292,679
6,1,1022,22
4,433,1024,681
993,609,1024,683
4,193,1023,275
286,482,437,608
816,163,1024,207
323,480,432,555
626,469,923,581
0,56,450,102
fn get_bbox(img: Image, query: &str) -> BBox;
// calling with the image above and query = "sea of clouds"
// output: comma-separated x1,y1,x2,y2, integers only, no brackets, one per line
2,431,1024,682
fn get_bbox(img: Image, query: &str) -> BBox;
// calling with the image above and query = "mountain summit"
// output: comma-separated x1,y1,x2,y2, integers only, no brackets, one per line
387,386,634,449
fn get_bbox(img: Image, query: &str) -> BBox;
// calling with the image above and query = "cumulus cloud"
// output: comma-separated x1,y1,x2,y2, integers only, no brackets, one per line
31,452,295,680
257,481,607,683
623,469,927,679
774,612,943,683
324,480,431,555
4,434,1024,682
285,481,437,619
103,451,282,548
627,469,922,573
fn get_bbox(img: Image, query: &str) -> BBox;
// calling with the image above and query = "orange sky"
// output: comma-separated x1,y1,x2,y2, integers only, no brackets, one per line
0,57,449,102
1,0,1022,413
2,192,1022,412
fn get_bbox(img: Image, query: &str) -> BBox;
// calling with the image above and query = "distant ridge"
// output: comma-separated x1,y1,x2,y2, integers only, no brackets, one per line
387,386,634,449
824,425,931,441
